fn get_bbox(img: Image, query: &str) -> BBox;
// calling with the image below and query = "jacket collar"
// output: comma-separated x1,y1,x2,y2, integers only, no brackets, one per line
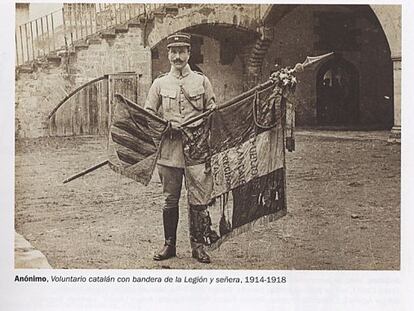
169,64,191,78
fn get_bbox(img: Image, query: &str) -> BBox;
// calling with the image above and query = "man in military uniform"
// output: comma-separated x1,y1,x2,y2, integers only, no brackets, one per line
144,33,216,264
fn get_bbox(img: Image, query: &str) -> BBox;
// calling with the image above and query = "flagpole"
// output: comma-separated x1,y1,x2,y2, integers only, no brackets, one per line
61,52,334,185
179,51,334,128
62,160,109,184
179,79,275,128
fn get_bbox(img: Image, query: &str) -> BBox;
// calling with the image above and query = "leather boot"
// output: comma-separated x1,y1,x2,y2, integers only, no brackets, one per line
153,208,178,261
192,244,211,264
153,238,176,261
189,206,213,264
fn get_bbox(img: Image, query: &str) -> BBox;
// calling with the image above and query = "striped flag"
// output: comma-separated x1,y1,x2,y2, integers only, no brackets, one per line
108,94,168,185
181,84,288,247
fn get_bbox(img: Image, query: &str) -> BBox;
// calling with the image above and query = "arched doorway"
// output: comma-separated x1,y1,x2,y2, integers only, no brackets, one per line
316,56,359,125
262,4,395,128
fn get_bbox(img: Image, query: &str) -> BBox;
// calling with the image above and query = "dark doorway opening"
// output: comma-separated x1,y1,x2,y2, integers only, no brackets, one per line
316,56,359,125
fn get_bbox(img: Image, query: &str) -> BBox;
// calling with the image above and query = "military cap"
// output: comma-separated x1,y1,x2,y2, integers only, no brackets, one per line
167,33,191,48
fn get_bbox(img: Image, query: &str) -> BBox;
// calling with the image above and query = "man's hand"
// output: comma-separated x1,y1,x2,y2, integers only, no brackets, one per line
209,102,217,111
170,123,180,131
207,98,217,111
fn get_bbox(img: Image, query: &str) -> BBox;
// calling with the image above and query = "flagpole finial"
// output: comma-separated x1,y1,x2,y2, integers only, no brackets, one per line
290,52,335,73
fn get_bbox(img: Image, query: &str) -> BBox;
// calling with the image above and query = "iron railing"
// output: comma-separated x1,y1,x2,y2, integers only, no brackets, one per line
15,3,164,67
16,8,63,65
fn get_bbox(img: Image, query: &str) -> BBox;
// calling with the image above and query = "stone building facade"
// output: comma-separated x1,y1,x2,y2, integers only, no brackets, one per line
15,4,401,139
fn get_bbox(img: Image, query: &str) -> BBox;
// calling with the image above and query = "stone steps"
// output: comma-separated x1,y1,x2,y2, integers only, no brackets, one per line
15,5,167,76
244,27,274,88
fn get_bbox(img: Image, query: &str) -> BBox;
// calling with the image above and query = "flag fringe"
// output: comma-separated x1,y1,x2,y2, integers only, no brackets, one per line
206,208,287,252
108,162,153,186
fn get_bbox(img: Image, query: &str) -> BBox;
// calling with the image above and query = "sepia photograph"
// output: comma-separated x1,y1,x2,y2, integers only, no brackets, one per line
13,2,401,271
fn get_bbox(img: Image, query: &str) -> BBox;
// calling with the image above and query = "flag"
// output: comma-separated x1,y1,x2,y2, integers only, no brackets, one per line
108,82,293,250
181,84,289,249
108,94,168,185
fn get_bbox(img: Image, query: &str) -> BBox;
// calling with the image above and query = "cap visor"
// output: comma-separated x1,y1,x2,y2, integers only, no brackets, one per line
167,43,191,48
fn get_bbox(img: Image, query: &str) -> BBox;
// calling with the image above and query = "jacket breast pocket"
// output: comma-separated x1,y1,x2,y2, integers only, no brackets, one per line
188,87,205,111
160,89,176,112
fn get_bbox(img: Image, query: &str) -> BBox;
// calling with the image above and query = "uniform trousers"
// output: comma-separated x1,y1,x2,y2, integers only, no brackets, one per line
157,164,211,249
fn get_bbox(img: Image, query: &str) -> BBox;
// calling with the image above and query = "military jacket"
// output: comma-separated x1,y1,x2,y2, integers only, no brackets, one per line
144,64,216,168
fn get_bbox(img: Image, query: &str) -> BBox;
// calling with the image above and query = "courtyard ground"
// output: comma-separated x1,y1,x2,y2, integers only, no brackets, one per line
14,129,400,270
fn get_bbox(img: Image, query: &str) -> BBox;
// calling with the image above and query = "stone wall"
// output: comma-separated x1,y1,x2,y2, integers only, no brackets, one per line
370,5,401,59
15,65,71,138
15,4,399,138
147,4,260,48
15,4,259,139
69,27,151,105
15,25,152,138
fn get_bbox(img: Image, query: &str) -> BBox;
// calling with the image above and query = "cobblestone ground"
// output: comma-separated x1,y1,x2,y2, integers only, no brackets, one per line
15,130,400,269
